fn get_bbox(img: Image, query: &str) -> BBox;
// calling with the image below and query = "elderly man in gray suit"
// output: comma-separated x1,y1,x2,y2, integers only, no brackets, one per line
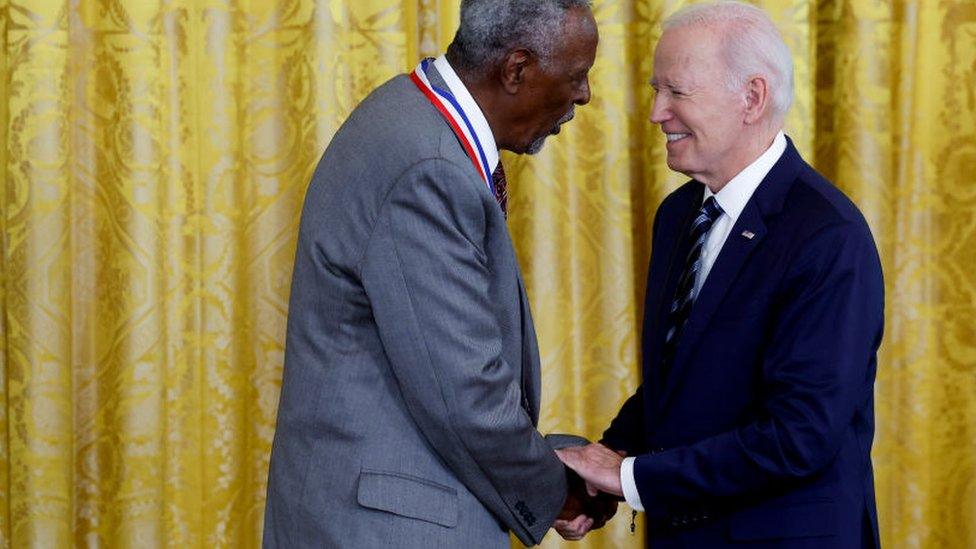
263,1,613,546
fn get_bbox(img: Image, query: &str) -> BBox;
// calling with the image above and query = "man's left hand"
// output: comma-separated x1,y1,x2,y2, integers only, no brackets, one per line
552,463,619,540
553,514,594,541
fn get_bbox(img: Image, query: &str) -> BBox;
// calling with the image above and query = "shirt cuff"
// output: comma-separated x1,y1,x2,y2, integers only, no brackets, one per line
621,456,644,511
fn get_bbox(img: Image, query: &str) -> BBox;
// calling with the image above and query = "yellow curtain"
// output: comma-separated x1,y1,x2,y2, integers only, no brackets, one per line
1,0,973,547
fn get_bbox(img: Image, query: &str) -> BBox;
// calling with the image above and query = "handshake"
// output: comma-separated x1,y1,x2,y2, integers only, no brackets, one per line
547,436,628,541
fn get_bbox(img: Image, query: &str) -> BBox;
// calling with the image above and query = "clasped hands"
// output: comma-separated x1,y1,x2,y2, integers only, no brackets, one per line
552,443,626,540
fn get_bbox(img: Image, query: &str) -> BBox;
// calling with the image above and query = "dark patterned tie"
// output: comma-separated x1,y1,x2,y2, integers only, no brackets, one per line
660,196,723,375
492,162,508,218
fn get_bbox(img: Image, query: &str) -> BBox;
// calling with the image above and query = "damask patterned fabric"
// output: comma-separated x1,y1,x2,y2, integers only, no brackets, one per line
1,1,973,547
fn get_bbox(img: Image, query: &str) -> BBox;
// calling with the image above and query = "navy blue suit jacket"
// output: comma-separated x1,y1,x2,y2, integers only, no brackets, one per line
603,139,884,547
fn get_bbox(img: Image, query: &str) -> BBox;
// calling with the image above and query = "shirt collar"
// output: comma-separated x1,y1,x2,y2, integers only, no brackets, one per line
705,131,787,222
433,55,500,173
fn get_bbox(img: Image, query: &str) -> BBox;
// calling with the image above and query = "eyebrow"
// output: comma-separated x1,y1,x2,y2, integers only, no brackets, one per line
650,77,690,90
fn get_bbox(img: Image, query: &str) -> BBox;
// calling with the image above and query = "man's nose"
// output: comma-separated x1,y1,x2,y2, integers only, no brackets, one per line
575,78,591,106
649,94,670,124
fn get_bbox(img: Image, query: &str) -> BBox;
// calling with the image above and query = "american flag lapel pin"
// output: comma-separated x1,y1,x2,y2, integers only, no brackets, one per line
741,230,755,240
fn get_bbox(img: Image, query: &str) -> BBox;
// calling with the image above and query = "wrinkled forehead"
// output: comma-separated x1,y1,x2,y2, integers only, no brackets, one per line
653,25,726,78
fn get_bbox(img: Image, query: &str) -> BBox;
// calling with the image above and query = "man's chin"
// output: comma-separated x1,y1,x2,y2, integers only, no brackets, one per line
665,153,685,172
665,158,697,180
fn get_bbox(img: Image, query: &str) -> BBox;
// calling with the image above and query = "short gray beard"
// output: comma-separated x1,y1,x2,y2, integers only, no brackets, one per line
526,107,576,155
526,135,548,155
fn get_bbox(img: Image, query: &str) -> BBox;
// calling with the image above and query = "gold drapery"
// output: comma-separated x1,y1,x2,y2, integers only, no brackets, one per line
2,0,974,547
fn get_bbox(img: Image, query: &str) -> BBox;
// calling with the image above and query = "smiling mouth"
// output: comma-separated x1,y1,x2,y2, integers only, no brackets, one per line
666,133,690,142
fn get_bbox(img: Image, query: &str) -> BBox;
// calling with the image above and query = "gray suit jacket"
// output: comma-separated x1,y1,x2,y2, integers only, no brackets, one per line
263,66,568,548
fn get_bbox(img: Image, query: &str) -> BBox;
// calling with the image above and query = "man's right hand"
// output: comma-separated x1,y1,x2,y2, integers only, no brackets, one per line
556,443,625,497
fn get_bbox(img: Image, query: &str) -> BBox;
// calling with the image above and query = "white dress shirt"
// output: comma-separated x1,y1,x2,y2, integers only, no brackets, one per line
620,131,787,512
433,55,499,174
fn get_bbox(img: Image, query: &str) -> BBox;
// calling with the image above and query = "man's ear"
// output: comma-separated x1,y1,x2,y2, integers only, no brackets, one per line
742,74,770,124
499,48,532,94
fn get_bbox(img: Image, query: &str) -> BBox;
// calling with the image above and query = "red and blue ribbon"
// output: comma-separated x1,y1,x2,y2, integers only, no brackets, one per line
409,58,494,193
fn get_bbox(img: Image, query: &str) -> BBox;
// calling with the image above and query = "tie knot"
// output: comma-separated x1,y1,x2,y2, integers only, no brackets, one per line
689,196,722,238
701,196,723,222
491,162,508,217
492,162,505,183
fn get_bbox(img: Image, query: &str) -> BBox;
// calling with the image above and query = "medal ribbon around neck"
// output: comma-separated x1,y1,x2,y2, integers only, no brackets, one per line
409,58,494,193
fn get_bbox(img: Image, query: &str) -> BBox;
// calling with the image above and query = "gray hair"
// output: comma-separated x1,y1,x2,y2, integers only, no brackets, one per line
447,0,592,72
663,1,794,118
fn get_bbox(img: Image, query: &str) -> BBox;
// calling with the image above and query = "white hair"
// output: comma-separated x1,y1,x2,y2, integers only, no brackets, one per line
447,0,592,72
663,1,794,118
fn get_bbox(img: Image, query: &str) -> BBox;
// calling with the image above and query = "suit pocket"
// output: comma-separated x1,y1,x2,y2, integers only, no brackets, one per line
728,499,837,541
356,468,458,528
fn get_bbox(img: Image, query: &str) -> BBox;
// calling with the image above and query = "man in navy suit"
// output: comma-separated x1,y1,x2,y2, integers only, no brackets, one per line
556,2,884,547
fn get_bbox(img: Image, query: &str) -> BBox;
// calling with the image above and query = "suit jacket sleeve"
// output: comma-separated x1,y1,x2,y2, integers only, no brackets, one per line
632,220,884,519
601,387,645,455
360,158,567,545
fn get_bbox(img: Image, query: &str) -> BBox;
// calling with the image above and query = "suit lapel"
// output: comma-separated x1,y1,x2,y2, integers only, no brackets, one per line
655,137,804,411
644,187,703,402
658,202,767,407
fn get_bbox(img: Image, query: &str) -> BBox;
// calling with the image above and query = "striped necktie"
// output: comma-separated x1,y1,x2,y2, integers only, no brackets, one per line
660,196,723,376
492,162,508,218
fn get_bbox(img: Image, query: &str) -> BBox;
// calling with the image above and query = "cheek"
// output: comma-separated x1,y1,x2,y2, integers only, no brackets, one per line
708,100,744,131
544,87,574,113
672,105,701,131
540,100,565,121
694,109,738,144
